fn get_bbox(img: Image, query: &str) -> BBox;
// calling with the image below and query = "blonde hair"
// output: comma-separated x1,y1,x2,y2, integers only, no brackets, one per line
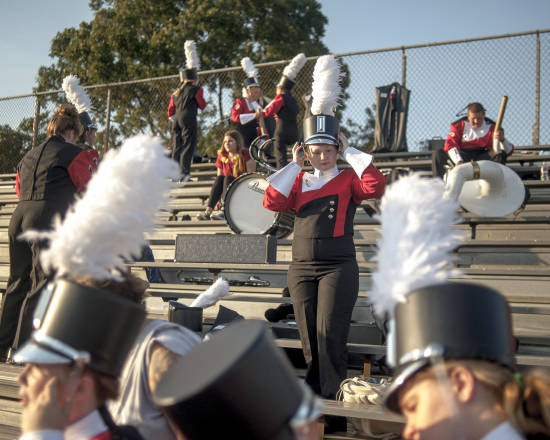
47,104,82,138
416,360,550,437
219,130,247,177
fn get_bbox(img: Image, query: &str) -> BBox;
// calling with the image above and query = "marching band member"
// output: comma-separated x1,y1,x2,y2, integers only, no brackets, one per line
232,57,274,148
433,102,514,178
15,134,181,439
263,55,385,433
16,278,147,440
0,104,95,359
197,129,255,221
167,41,207,183
262,53,306,169
152,320,324,440
369,173,550,440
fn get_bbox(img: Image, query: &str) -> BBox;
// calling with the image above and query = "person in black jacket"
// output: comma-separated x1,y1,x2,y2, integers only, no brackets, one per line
0,104,94,358
231,57,276,150
263,56,386,434
167,40,207,183
167,76,206,182
261,53,306,169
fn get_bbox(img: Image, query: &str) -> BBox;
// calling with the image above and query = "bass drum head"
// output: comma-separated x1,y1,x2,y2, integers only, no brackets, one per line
224,173,279,235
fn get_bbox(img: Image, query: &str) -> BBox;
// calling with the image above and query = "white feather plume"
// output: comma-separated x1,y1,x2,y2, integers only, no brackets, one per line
190,278,231,308
370,174,464,318
283,53,307,80
21,135,179,281
310,55,343,116
62,74,92,113
184,40,200,70
241,57,258,78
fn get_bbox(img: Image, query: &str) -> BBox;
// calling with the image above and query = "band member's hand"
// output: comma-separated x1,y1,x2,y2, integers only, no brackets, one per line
254,109,263,119
338,132,349,153
21,376,69,434
292,142,306,167
496,128,505,142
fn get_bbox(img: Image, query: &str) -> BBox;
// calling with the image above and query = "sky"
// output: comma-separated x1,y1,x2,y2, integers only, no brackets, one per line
0,0,549,98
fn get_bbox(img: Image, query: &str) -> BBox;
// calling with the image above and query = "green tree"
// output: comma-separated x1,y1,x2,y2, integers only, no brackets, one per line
0,125,32,173
35,0,329,151
343,104,376,151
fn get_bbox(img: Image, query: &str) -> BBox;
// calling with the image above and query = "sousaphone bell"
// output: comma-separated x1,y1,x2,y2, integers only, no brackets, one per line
445,160,525,217
249,134,277,173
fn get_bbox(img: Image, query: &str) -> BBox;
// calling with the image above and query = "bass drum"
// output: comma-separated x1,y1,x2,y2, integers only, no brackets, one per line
224,173,294,239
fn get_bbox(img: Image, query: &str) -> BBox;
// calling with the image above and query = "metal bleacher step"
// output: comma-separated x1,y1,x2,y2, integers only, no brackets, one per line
1,149,550,437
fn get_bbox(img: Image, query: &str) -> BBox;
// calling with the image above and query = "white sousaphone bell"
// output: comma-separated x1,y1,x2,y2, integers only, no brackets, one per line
445,160,525,217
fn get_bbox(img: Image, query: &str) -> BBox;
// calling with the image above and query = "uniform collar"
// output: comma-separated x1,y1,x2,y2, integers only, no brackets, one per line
65,409,109,440
246,98,260,108
464,120,490,136
302,165,340,192
313,165,339,179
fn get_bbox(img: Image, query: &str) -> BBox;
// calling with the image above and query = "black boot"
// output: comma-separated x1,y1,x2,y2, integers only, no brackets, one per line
264,303,294,322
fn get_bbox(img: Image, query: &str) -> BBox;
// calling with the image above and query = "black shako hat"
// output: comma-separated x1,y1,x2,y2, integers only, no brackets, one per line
14,279,146,377
303,114,339,146
384,282,517,413
79,111,97,131
244,75,260,89
179,68,198,81
277,53,306,91
278,75,295,91
152,320,310,440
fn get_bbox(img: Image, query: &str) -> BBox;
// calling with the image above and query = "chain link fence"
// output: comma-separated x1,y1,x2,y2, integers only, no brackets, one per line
1,29,548,173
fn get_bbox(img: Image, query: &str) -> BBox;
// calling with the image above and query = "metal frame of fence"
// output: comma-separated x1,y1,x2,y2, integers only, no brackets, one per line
0,28,548,172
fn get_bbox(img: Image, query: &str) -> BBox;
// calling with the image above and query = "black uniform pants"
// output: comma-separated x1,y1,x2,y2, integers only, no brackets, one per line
287,258,358,398
172,122,197,176
207,175,235,210
0,201,56,353
273,138,290,169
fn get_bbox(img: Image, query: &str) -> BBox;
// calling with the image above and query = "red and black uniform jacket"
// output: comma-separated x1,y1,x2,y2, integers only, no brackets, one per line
167,83,206,128
231,97,276,147
263,93,299,144
231,97,261,147
16,135,94,204
264,165,385,261
443,116,514,156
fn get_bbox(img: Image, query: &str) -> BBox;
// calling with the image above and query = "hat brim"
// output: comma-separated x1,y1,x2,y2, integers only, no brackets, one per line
13,340,72,365
304,135,338,146
384,360,429,414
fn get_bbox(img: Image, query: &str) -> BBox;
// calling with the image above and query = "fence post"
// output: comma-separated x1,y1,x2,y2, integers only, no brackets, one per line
32,95,40,149
104,88,112,151
532,31,540,146
217,77,224,123
401,47,407,87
